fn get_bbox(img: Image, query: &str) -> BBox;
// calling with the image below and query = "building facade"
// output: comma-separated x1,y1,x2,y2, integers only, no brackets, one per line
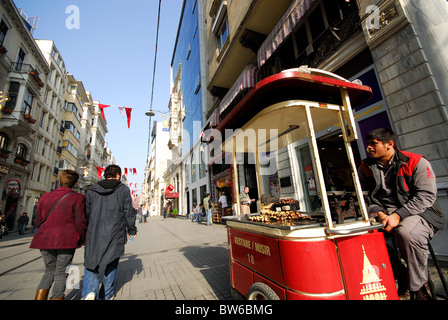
164,0,209,216
0,0,50,230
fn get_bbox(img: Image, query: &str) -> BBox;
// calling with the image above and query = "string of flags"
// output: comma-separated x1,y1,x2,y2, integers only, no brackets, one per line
96,167,137,179
98,104,132,128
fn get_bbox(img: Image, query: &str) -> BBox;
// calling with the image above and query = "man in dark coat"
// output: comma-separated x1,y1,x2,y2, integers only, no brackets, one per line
82,164,137,300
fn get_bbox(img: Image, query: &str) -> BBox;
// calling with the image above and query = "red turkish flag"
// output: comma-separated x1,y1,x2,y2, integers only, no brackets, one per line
98,104,110,121
124,107,132,128
96,167,105,179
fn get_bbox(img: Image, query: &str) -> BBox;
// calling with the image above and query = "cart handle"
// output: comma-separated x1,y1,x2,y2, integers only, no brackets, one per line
325,222,383,236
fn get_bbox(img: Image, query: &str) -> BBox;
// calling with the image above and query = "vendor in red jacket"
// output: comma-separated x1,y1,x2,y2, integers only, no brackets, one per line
30,170,86,300
358,128,444,300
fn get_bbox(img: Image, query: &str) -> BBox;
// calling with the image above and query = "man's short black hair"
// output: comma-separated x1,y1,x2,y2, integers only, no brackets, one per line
366,128,398,146
104,164,122,179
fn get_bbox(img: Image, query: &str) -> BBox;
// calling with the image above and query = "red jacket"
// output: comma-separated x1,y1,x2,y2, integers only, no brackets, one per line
30,188,86,249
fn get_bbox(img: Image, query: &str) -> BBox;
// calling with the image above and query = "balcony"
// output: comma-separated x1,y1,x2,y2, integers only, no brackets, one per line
9,62,44,91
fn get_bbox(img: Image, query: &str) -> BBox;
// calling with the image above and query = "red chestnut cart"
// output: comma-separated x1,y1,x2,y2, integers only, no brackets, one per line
220,67,399,300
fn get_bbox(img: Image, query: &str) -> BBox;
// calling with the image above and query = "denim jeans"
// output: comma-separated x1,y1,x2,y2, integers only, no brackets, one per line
206,209,212,225
19,224,26,234
39,249,76,299
82,258,119,300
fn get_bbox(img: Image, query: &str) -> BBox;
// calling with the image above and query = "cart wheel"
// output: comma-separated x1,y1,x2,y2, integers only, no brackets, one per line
247,283,280,300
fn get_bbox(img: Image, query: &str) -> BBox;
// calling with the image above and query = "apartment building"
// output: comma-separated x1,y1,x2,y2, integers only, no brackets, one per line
34,40,67,191
78,95,110,193
0,0,50,230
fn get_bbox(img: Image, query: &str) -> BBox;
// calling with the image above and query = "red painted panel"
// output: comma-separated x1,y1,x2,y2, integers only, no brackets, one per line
229,229,284,285
230,262,253,298
279,239,344,294
336,232,399,300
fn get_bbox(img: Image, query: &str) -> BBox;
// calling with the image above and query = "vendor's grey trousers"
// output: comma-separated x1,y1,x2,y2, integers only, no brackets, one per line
394,215,434,292
38,249,75,298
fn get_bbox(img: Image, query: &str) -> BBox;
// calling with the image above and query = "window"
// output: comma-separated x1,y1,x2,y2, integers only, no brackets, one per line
41,141,46,156
0,133,9,149
308,4,326,42
65,102,81,121
191,153,197,183
39,112,46,128
218,17,229,50
185,162,189,184
43,88,49,104
15,48,26,71
34,137,40,153
64,121,76,133
0,20,9,46
4,82,20,110
16,143,27,159
22,89,33,115
37,164,42,182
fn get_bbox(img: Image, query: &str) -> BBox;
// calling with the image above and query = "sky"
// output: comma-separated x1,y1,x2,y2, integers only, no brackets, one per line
13,0,184,197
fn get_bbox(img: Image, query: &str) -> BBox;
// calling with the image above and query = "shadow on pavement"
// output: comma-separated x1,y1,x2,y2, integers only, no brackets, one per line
180,245,233,300
114,254,143,294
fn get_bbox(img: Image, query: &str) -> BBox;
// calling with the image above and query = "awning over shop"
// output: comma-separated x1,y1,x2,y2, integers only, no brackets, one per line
219,65,259,114
257,0,314,68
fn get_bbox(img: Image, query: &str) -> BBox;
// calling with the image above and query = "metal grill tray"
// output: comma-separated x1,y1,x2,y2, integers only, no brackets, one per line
223,213,326,230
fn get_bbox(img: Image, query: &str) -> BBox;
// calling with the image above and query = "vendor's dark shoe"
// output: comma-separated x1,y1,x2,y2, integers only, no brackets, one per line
410,282,433,300
399,291,410,300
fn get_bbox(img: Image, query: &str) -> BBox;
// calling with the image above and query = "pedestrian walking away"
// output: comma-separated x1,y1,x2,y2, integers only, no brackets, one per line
203,193,212,226
137,204,143,223
30,170,86,300
82,164,137,300
17,212,29,235
358,128,445,300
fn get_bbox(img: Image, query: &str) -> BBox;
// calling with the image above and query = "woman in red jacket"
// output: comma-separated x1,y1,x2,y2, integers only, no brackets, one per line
30,170,86,300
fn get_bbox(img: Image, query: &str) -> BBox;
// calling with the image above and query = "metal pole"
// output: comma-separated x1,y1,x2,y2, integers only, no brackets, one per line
233,136,241,215
338,88,369,221
304,104,332,228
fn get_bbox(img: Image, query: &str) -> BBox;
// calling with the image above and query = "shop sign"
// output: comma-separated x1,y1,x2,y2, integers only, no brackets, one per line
166,192,179,199
7,180,20,191
215,176,231,188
